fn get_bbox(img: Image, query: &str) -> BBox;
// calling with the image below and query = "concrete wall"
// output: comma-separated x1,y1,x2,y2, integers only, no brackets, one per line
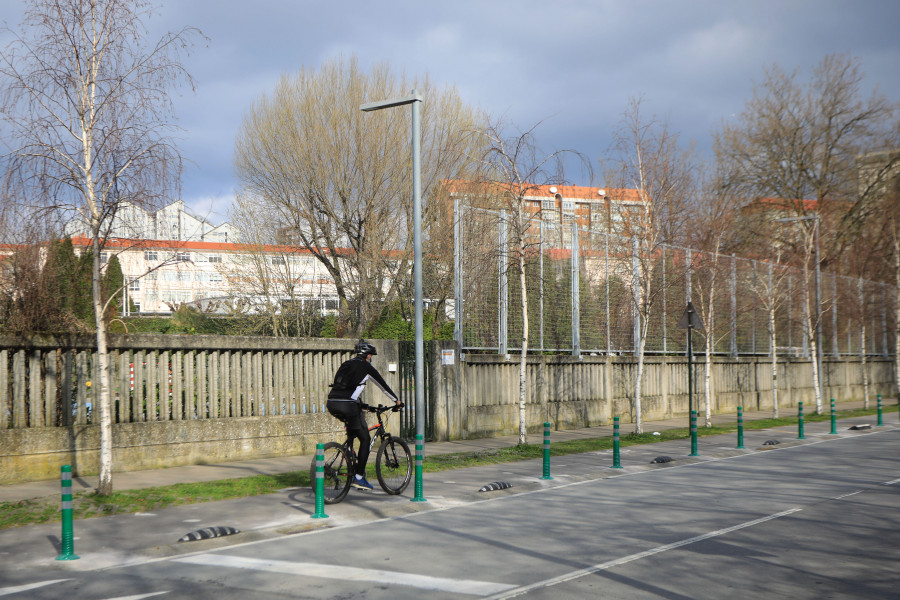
1,334,895,484
428,346,896,441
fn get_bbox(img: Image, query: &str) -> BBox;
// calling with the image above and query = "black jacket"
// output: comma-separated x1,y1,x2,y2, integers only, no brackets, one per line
327,356,399,404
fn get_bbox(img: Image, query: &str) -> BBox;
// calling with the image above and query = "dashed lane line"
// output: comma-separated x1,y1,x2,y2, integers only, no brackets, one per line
481,507,803,600
0,579,69,597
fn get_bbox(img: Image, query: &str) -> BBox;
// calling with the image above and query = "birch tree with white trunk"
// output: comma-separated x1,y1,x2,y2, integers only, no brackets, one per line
0,0,202,495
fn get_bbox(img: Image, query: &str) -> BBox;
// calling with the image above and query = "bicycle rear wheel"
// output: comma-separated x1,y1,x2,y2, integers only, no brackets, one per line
375,436,412,495
310,441,352,504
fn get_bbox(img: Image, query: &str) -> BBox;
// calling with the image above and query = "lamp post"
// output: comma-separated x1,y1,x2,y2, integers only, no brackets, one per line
776,214,822,412
361,90,426,501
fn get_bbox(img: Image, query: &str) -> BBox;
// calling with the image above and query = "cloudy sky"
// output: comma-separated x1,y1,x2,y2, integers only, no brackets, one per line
2,0,898,225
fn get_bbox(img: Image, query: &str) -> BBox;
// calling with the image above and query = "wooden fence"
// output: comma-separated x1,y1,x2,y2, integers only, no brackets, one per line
0,334,366,430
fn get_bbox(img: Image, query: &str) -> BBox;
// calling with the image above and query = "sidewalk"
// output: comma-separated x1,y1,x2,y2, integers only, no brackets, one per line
0,400,879,502
0,401,895,575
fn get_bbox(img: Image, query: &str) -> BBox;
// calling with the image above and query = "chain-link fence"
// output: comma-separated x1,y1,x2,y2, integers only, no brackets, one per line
453,203,896,357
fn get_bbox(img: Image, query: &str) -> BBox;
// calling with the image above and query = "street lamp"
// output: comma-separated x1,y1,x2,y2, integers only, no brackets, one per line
360,90,426,502
776,214,822,413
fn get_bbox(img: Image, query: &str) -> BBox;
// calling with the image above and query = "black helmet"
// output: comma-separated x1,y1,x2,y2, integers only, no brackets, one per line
355,340,377,357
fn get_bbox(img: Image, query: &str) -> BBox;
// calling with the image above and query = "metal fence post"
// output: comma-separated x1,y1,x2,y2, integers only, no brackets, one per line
571,222,580,357
730,254,737,357
499,209,508,356
453,198,463,350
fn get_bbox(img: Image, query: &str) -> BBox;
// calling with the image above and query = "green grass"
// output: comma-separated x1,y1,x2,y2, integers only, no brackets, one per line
1,405,889,530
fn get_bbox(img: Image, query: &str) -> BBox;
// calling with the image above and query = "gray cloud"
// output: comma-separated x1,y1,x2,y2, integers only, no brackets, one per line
1,0,897,222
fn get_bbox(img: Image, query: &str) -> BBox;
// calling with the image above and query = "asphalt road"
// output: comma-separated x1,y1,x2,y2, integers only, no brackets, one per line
3,427,898,599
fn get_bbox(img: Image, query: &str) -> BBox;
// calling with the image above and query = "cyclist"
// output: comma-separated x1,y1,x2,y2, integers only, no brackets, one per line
327,340,401,490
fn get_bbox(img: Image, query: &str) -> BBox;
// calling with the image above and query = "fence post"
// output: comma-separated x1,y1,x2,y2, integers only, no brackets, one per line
736,406,745,449
797,401,805,439
571,222,580,358
612,417,623,469
541,422,553,480
311,444,328,519
453,197,463,349
56,465,79,561
499,210,508,356
690,410,699,456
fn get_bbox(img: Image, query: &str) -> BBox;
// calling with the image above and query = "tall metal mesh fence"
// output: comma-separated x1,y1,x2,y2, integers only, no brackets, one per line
454,205,896,356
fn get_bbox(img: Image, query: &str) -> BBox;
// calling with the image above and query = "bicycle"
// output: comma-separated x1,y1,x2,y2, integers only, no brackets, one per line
310,403,412,504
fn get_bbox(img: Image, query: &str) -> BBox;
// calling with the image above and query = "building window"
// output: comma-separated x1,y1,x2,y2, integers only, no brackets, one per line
271,256,286,266
144,251,158,261
100,252,108,264
176,252,190,262
127,278,140,291
207,254,222,263
562,200,575,212
541,199,555,210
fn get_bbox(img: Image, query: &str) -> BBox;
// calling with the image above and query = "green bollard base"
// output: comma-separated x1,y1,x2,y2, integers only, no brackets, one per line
311,513,329,519
56,553,79,561
411,497,427,503
610,465,623,470
736,444,745,449
540,475,554,480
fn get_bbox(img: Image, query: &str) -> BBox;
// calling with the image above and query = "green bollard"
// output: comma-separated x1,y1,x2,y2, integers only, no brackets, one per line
830,399,837,434
611,417,623,469
736,406,745,449
877,394,883,426
311,443,328,519
540,422,553,480
56,465,79,561
411,434,426,502
797,402,805,440
690,411,699,456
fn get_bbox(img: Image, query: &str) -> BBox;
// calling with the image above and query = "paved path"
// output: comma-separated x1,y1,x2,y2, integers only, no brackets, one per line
0,412,897,599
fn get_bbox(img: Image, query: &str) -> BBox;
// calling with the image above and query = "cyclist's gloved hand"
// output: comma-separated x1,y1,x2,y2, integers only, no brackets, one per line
392,402,404,412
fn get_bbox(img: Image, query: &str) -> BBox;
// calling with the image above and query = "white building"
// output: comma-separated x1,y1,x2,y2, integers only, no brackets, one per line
65,199,239,243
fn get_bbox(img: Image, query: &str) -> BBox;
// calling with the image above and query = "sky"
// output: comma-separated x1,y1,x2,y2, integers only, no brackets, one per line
1,0,898,226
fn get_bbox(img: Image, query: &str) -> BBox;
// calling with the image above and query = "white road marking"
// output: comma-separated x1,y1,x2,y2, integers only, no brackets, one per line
834,490,863,499
883,477,900,485
104,593,169,600
482,508,803,600
0,579,69,597
174,554,515,596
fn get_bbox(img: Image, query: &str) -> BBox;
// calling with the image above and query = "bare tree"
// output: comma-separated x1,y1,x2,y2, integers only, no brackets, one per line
233,56,486,337
478,120,588,444
607,97,695,433
0,0,202,494
716,54,896,414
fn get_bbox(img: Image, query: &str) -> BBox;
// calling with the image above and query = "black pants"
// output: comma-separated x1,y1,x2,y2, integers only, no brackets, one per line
326,400,370,476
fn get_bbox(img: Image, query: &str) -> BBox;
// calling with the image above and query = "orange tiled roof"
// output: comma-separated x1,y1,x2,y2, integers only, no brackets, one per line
442,179,643,203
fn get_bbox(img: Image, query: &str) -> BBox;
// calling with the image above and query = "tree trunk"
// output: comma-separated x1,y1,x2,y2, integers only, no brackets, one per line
803,262,823,414
770,305,779,418
93,233,114,496
518,236,528,445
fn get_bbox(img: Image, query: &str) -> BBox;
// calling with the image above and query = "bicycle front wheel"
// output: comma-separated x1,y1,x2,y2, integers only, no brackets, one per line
310,441,352,504
375,436,412,495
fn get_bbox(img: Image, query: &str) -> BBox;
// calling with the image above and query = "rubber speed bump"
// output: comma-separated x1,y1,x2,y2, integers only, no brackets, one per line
178,526,240,542
479,482,513,492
